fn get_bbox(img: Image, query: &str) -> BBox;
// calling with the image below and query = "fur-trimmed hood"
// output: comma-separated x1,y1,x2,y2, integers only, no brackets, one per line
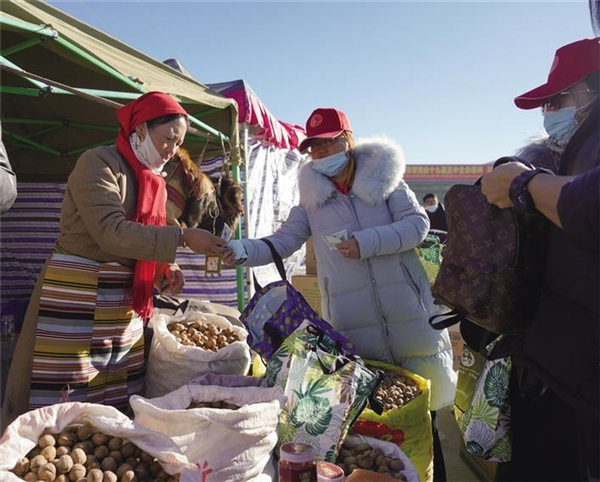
298,136,406,211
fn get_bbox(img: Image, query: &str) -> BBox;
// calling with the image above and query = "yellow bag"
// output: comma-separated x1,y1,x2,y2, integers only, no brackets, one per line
355,360,433,482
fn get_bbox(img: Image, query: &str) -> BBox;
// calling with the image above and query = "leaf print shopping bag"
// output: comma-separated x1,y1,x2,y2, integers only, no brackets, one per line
265,321,379,462
454,337,512,463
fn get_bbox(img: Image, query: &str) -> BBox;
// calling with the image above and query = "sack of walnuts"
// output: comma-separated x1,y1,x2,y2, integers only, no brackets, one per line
146,312,251,398
354,361,433,482
340,435,419,482
0,402,206,482
131,383,286,481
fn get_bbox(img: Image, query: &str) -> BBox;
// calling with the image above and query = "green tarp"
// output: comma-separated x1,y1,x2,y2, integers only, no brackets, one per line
0,0,240,181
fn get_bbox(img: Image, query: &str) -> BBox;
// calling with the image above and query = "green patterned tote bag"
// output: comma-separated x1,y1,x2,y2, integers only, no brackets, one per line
454,337,512,463
264,320,379,462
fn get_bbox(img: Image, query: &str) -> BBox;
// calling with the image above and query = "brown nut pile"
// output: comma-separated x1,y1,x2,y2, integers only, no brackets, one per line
336,441,407,480
188,400,240,410
167,321,239,351
370,372,421,411
11,424,179,482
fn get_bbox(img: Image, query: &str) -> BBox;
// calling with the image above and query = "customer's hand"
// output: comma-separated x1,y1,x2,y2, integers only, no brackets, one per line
183,228,227,254
336,237,361,259
481,162,530,209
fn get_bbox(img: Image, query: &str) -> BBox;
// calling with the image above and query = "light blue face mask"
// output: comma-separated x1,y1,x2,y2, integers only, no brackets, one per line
311,150,349,177
543,107,577,142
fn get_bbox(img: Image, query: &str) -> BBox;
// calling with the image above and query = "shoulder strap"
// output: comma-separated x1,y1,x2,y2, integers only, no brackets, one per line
252,238,287,292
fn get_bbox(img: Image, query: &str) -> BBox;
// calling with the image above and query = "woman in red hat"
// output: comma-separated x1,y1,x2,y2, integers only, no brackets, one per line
482,38,600,481
1,92,226,428
227,107,456,481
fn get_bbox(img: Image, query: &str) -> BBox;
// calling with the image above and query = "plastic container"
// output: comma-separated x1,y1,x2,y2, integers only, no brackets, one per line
278,442,317,482
317,461,345,482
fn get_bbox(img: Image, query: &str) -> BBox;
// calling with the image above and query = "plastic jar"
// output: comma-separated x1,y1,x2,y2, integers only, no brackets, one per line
278,442,317,482
317,461,345,482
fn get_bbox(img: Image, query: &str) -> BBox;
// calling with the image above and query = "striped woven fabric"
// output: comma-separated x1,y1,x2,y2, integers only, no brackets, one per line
0,183,66,330
29,253,144,412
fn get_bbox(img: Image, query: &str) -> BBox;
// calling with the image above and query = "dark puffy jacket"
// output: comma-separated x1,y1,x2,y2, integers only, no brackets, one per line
522,101,600,420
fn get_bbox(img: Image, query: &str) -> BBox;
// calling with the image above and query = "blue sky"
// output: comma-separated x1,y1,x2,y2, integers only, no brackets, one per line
49,1,593,164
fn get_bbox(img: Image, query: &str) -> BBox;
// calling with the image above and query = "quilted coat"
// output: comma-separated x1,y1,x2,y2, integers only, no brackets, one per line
241,137,456,410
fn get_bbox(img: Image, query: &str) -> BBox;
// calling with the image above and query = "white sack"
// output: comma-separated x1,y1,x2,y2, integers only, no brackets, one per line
146,312,251,398
131,384,286,481
0,402,203,482
344,435,420,482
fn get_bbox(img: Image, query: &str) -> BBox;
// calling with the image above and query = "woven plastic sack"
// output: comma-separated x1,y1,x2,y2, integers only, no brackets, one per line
0,402,204,482
146,312,251,398
354,360,433,482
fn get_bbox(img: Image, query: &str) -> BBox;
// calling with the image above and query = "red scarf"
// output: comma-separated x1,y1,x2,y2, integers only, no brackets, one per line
115,92,187,319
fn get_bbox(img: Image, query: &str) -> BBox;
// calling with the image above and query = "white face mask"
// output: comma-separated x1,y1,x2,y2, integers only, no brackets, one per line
130,126,167,174
425,204,438,213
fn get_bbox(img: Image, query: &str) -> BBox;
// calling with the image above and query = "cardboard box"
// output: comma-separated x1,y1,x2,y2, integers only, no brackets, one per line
448,323,464,371
459,440,499,481
292,274,322,317
305,237,317,275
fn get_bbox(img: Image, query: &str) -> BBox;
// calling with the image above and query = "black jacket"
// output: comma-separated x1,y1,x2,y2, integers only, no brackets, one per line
522,101,600,419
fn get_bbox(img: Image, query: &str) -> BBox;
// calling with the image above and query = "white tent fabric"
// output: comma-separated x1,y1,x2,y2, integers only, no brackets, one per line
175,140,306,305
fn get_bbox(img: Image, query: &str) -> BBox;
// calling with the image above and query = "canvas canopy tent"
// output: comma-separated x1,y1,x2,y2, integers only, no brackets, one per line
0,0,240,182
0,1,241,331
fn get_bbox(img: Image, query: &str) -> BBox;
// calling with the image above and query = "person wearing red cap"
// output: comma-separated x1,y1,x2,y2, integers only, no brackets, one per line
1,92,226,429
481,39,600,481
227,107,456,480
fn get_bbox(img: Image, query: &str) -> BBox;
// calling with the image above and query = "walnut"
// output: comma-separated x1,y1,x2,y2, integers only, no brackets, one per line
91,434,109,447
76,425,93,441
107,438,122,451
93,446,109,461
56,455,74,474
87,468,103,482
31,455,48,471
103,471,118,482
68,463,86,481
41,445,57,461
39,435,57,449
38,462,57,482
71,449,87,466
100,457,118,472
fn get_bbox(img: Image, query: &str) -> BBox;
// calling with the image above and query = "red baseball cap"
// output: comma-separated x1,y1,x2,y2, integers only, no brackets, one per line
298,108,352,152
514,37,600,110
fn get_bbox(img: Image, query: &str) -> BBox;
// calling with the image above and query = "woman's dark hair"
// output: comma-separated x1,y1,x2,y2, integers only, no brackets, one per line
589,0,600,35
147,113,189,130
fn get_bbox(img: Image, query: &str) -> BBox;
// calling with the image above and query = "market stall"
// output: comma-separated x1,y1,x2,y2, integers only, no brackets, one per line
0,0,239,331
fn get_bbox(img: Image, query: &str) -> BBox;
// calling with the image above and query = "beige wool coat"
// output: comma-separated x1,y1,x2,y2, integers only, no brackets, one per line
1,145,181,430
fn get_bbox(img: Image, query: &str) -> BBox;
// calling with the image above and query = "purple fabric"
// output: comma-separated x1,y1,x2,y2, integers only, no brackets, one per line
240,280,356,359
189,373,263,387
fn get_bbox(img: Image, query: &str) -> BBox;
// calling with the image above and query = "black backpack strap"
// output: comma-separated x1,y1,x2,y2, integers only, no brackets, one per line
252,238,287,292
429,310,463,330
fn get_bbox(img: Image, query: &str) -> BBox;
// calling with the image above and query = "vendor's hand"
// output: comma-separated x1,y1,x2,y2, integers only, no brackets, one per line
183,228,227,255
162,264,184,295
223,248,237,267
336,237,361,259
481,162,531,209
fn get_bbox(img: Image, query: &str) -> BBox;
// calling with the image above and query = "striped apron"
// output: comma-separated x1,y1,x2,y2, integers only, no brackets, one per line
29,253,144,412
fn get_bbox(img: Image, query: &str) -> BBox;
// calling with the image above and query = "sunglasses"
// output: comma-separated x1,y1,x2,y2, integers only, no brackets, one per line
308,136,343,152
541,87,596,113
